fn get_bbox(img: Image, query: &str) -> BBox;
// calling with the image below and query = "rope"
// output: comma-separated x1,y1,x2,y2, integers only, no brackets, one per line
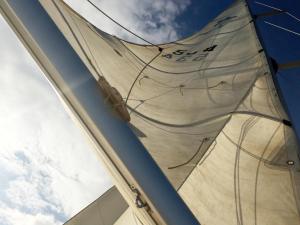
168,138,209,169
125,50,162,105
86,0,159,47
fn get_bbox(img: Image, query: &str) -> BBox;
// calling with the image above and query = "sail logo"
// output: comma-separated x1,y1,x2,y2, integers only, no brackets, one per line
161,45,217,62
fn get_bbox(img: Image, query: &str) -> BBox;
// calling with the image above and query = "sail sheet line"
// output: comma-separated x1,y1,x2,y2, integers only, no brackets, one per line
129,106,288,129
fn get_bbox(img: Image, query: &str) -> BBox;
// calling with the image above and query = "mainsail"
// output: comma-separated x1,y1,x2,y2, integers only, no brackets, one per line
1,0,299,224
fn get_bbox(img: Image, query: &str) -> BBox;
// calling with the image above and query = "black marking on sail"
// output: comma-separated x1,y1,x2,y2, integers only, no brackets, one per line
114,49,122,57
203,45,217,52
282,119,292,127
270,57,279,73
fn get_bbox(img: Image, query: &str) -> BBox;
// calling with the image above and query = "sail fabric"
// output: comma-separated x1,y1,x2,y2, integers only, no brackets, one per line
39,0,300,224
64,186,128,225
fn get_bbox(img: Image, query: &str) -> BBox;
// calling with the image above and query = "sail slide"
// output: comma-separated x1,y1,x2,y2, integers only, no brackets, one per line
1,0,300,224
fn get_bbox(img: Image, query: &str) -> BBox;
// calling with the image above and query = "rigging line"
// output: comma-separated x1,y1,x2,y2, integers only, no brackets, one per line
128,89,176,114
125,50,162,105
128,102,287,128
129,101,144,116
255,1,300,22
168,138,208,169
254,123,281,225
254,1,282,12
86,0,158,47
133,113,220,136
286,12,300,23
264,21,300,37
140,76,229,90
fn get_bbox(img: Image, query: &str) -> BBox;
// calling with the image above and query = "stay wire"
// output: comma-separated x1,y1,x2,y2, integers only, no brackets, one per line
255,1,300,23
264,21,300,37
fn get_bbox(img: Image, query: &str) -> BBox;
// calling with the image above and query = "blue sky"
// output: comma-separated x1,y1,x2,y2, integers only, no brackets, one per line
0,0,299,225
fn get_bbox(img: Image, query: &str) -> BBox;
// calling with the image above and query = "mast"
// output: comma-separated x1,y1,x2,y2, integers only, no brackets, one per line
0,1,200,225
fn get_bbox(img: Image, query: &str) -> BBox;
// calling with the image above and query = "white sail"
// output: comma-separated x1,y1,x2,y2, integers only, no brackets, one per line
1,0,299,224
64,186,128,225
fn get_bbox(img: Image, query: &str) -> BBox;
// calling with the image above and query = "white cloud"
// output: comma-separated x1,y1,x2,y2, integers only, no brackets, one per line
64,0,191,44
0,0,191,224
0,204,60,225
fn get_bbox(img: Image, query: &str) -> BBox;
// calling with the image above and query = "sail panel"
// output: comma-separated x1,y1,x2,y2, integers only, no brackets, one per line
64,186,128,225
179,113,300,225
39,0,267,188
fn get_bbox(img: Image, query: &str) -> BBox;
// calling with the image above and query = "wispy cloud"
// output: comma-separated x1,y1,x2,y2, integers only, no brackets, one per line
0,0,191,224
